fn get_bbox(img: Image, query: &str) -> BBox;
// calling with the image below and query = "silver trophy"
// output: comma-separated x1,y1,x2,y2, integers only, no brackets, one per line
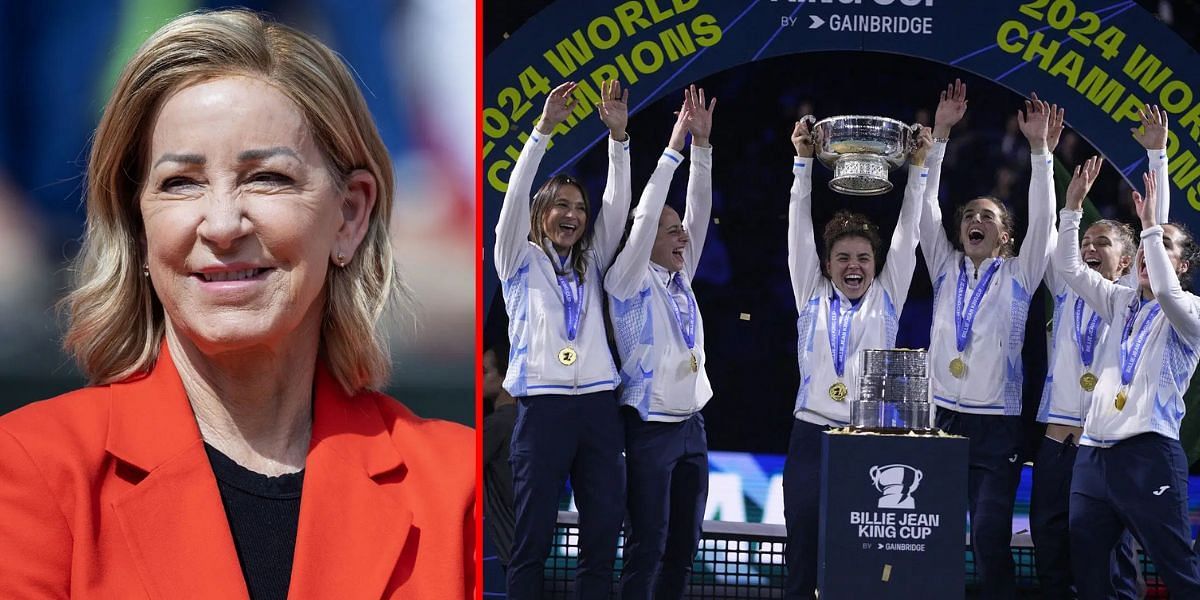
851,348,933,431
805,115,922,196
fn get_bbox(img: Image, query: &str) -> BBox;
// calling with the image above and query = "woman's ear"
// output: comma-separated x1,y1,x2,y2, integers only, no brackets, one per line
332,169,378,265
1118,254,1133,274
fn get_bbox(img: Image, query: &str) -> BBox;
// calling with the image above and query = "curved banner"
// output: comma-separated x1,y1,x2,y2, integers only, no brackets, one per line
483,0,1200,304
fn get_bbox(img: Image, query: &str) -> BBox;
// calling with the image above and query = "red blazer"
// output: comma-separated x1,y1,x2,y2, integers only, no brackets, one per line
0,345,475,598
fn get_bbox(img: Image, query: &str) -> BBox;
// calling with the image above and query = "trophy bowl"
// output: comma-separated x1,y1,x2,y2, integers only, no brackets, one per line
808,115,921,196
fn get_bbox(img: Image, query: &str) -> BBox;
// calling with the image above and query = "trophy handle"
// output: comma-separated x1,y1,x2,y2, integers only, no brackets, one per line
800,114,819,146
906,122,923,155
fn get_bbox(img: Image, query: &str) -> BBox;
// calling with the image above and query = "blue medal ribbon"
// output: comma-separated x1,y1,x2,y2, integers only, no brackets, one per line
1073,297,1102,368
666,274,697,350
556,272,584,341
828,293,862,378
954,260,1003,353
1119,301,1162,386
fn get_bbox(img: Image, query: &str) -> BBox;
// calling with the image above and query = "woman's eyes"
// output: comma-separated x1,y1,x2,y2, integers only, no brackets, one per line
247,171,293,185
160,176,197,191
159,172,293,191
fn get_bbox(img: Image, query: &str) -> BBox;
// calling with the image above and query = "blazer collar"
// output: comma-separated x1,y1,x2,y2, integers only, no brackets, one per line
105,343,412,599
289,364,412,597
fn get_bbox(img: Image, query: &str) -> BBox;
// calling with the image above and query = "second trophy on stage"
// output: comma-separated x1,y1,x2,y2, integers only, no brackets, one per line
851,348,933,432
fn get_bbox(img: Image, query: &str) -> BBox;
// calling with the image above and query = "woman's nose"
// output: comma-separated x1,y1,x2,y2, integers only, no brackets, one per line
196,191,250,249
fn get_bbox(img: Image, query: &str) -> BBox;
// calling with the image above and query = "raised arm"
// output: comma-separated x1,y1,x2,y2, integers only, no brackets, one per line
878,127,930,310
494,82,576,280
1014,96,1056,289
1133,104,1171,223
592,79,634,270
1136,171,1200,343
920,80,967,276
788,118,821,311
1055,157,1123,322
682,85,714,276
605,101,688,300
1038,92,1068,292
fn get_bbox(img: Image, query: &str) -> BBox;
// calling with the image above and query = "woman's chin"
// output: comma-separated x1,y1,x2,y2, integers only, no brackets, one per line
171,316,282,355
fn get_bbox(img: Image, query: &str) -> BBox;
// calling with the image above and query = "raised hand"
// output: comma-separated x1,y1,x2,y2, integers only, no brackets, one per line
1033,92,1066,153
933,79,967,139
537,81,578,134
597,79,630,141
1065,155,1102,211
911,126,933,166
1017,95,1050,153
1135,170,1159,228
792,118,814,159
684,84,716,147
1132,104,1168,150
668,94,690,153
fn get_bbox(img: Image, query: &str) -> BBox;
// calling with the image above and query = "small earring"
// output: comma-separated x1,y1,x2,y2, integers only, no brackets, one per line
143,263,150,278
337,252,346,267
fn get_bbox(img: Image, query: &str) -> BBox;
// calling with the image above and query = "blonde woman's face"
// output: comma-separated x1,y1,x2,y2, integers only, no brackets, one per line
139,76,346,354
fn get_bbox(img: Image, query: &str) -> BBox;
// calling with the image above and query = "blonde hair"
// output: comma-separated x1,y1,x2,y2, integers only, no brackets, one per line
63,9,402,392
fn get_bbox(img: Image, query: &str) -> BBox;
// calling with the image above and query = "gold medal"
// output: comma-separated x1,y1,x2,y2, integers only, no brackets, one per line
689,352,699,373
1115,389,1128,411
829,382,849,402
1079,372,1098,392
558,346,577,366
949,357,966,378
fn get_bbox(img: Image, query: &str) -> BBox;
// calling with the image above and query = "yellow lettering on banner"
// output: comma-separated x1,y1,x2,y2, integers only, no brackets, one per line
589,16,622,50
1171,151,1200,189
661,23,698,61
1188,185,1200,212
588,66,621,92
1022,31,1061,70
1112,94,1146,125
488,159,512,193
487,5,722,194
543,31,595,78
613,54,641,84
519,67,552,99
504,143,522,162
482,107,508,139
646,0,676,23
1075,67,1126,113
631,40,665,74
1123,45,1174,95
615,2,653,36
1178,102,1200,145
997,20,1027,54
692,13,722,46
1048,50,1085,87
1160,80,1194,114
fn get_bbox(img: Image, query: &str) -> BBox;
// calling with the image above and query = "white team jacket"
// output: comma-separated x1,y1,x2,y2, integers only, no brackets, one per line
1056,210,1200,447
607,145,713,422
921,142,1055,416
790,156,928,426
494,129,630,397
1038,148,1169,425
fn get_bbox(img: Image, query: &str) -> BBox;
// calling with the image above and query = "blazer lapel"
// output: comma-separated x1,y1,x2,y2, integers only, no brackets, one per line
105,344,249,600
288,366,412,598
